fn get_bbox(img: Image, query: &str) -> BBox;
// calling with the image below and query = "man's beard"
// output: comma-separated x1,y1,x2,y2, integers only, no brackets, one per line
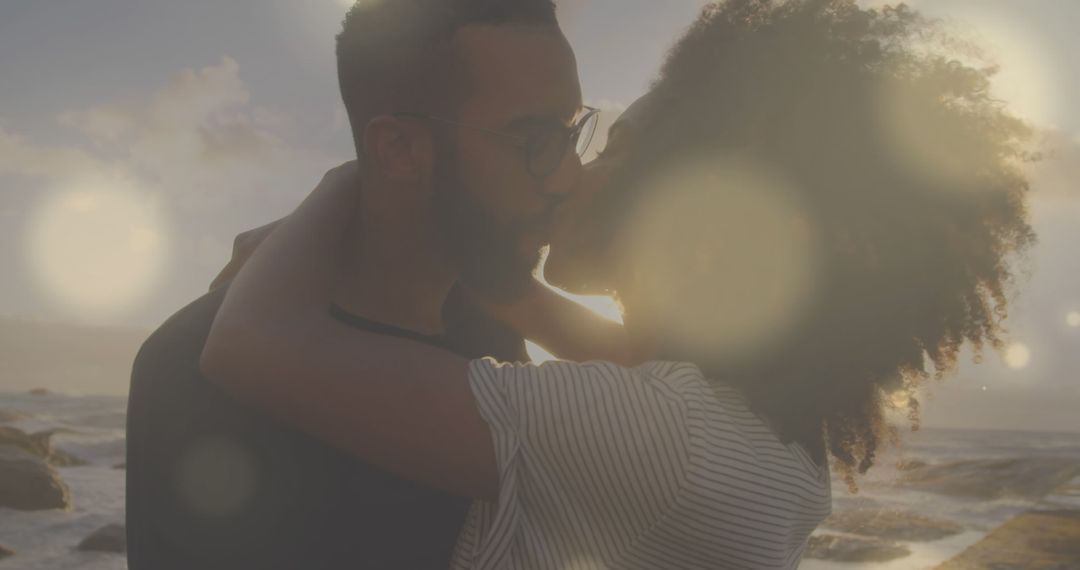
432,140,547,304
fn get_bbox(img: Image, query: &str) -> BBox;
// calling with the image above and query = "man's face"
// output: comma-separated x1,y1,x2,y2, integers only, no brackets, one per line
435,25,583,301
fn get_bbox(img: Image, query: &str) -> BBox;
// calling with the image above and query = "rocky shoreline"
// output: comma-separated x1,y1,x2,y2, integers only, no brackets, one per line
804,454,1080,567
0,426,74,511
3,395,1079,569
1,403,127,565
935,510,1080,569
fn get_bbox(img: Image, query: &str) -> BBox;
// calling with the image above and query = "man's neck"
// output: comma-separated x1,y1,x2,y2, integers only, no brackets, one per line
332,186,457,336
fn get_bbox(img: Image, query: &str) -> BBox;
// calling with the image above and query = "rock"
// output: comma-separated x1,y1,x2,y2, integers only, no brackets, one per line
77,523,126,553
806,533,911,563
897,457,1080,500
823,509,963,541
0,426,87,467
27,388,51,396
0,544,13,559
0,445,71,510
0,426,53,457
935,510,1080,569
37,441,87,467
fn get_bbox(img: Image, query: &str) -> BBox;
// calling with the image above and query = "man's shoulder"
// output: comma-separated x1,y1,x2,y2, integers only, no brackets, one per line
128,288,230,415
134,288,227,370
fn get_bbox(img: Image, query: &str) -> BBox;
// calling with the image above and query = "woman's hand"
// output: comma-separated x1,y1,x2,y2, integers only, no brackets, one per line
201,161,499,500
463,279,634,366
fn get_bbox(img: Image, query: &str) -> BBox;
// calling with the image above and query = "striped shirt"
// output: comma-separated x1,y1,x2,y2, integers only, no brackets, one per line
450,359,832,570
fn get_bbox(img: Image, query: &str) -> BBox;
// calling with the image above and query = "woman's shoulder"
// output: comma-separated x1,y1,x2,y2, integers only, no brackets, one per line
474,357,709,392
636,360,710,388
468,358,716,421
474,358,760,412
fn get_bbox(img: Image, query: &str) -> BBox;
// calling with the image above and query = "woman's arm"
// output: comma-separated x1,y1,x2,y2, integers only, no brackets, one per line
200,162,498,500
467,281,633,365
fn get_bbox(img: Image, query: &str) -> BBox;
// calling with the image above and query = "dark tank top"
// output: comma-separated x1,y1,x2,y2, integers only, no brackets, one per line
126,285,526,569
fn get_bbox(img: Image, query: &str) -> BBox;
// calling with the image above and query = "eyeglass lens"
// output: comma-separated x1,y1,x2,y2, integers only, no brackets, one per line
574,111,599,158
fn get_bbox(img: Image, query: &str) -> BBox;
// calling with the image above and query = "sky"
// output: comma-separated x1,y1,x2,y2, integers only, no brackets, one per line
0,0,1077,431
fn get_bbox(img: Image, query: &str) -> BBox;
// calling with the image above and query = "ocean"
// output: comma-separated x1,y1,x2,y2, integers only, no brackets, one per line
1,392,127,570
1,391,1078,569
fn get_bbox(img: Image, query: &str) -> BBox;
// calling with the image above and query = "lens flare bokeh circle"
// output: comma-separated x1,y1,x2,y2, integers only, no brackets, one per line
28,187,169,318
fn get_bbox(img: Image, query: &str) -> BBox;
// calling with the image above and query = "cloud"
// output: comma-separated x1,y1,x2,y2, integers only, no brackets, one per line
0,127,124,187
2,57,342,209
0,57,346,324
48,57,325,203
59,56,249,139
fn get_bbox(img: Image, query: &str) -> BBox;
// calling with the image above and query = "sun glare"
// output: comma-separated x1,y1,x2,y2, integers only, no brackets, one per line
956,9,1061,129
527,273,624,364
1066,311,1080,329
1003,342,1032,370
523,293,623,363
525,340,557,364
28,187,169,318
878,76,974,189
877,7,1062,191
624,154,821,360
525,246,625,364
177,437,258,517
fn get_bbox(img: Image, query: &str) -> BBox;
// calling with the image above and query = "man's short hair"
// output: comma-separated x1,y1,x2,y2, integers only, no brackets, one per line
336,0,559,157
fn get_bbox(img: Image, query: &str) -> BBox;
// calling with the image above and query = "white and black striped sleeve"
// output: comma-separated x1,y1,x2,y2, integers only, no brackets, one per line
463,358,695,568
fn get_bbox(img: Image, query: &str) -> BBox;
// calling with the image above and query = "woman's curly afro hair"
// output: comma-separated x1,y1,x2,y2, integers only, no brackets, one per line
593,0,1036,488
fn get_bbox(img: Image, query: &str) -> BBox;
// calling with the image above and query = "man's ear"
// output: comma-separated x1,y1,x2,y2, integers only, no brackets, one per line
362,115,433,183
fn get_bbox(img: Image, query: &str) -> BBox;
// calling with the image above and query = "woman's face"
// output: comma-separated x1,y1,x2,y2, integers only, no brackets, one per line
543,94,655,295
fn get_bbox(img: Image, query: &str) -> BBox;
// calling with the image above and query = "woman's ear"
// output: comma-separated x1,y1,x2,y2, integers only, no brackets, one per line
362,115,433,184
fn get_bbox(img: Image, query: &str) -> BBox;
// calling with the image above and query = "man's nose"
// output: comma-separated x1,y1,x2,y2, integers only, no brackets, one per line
540,149,583,197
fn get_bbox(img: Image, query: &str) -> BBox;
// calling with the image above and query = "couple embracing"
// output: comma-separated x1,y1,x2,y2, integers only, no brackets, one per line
128,1,1033,568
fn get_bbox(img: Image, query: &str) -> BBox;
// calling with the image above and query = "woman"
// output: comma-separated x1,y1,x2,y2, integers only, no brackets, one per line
203,1,1034,568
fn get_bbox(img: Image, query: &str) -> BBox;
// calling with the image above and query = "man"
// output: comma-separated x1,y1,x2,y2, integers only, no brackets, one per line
126,1,596,568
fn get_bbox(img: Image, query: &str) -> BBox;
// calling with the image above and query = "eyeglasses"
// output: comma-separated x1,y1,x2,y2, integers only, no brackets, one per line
394,107,600,179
